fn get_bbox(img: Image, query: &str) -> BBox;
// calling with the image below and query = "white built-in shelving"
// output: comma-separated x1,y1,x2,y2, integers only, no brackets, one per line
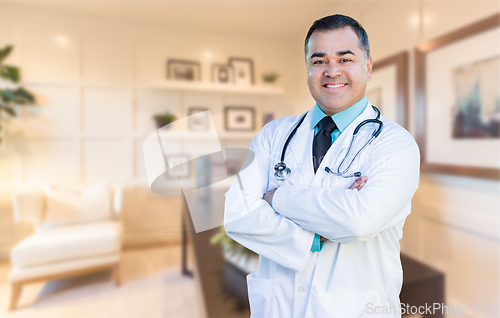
150,80,285,96
157,130,257,141
149,80,285,141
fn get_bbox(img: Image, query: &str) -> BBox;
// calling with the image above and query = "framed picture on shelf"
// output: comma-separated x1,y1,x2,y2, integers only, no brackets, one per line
415,13,500,179
167,154,190,178
212,64,234,84
229,57,254,86
224,106,255,131
167,59,201,81
188,107,210,131
366,51,408,128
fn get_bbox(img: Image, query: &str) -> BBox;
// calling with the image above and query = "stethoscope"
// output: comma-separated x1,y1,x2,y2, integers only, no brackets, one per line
274,105,383,181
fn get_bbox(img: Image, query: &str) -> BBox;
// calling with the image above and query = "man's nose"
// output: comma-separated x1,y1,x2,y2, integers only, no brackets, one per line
324,63,342,78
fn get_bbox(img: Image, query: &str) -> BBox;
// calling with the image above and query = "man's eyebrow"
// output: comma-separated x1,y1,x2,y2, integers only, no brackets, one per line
309,50,356,59
310,52,326,59
337,50,355,56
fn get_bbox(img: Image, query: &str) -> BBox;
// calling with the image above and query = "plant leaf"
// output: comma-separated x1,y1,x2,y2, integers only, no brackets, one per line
0,66,20,82
0,105,16,117
14,87,35,103
0,45,13,64
0,89,16,102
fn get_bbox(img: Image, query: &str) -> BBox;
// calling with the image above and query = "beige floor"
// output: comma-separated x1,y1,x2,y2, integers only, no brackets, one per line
0,245,202,318
0,246,426,318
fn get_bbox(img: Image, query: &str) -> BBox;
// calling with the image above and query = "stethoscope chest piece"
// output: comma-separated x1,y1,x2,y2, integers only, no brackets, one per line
274,162,291,181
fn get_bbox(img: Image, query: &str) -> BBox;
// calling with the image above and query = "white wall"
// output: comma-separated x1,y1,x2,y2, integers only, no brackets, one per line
0,3,300,250
0,3,300,189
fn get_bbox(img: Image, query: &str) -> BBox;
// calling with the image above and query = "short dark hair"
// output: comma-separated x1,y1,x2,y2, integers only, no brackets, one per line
304,14,370,59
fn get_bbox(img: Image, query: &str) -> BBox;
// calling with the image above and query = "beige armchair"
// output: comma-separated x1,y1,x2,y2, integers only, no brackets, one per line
8,184,123,311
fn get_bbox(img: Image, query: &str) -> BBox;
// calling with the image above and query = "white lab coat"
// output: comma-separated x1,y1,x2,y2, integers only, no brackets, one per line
224,103,420,318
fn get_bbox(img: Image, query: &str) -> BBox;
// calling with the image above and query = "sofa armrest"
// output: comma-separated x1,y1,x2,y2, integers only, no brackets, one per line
112,185,123,217
12,191,44,229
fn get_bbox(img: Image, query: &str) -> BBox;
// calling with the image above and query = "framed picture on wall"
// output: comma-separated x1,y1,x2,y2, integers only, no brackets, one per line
366,51,408,128
224,106,255,131
229,57,254,86
415,13,500,179
167,154,190,178
188,107,210,131
167,59,201,81
212,64,234,84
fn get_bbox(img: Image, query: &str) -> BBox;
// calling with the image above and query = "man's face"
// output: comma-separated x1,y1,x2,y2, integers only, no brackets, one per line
306,27,373,115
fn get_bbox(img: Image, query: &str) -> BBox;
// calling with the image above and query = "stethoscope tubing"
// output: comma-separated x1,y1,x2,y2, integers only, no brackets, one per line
274,105,382,181
280,112,308,163
333,133,376,176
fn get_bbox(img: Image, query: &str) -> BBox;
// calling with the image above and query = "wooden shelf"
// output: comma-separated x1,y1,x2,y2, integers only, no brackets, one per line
150,80,284,96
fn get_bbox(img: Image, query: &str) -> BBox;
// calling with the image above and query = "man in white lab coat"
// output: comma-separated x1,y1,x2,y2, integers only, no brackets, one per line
224,14,420,318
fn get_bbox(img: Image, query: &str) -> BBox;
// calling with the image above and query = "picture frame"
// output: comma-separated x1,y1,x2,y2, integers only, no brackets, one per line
166,154,190,178
367,51,408,128
212,64,234,84
415,13,500,179
263,113,275,126
224,106,255,131
228,57,254,86
188,107,210,131
167,59,201,81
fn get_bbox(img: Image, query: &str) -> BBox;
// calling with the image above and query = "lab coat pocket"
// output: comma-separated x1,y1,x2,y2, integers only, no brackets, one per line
247,275,274,318
384,251,403,293
309,286,382,318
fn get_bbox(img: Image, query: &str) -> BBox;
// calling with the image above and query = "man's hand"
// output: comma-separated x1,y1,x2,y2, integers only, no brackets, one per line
263,188,277,206
349,176,368,190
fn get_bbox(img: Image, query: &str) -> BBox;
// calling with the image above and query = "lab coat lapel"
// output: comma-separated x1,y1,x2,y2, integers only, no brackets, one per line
312,103,377,186
287,109,315,186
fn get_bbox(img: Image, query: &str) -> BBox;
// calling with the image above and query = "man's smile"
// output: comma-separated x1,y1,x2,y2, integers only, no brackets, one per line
323,83,348,89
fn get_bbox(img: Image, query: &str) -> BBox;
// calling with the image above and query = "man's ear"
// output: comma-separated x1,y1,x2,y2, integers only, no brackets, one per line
366,57,373,81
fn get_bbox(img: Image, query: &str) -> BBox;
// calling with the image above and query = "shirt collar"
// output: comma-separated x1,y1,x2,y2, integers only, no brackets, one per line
310,95,368,133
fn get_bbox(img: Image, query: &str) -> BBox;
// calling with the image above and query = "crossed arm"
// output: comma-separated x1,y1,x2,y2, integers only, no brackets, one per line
264,138,420,244
224,122,420,272
263,176,367,204
262,176,368,242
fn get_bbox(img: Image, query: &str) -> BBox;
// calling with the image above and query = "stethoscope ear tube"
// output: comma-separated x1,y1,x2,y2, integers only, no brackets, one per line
324,106,383,178
353,106,383,137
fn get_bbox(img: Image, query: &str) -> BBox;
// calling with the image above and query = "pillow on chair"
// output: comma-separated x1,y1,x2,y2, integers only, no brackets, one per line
42,183,113,228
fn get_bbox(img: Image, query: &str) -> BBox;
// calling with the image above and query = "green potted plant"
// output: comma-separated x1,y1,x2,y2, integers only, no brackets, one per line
152,111,176,129
0,45,36,144
262,72,280,84
211,226,258,274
